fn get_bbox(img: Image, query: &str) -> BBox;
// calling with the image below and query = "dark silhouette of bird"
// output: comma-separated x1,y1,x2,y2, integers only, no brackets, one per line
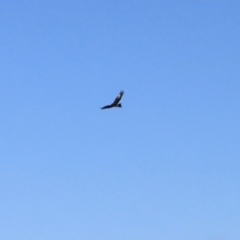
101,90,124,110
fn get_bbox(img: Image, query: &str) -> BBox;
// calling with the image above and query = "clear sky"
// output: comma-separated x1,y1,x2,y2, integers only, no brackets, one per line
0,1,240,239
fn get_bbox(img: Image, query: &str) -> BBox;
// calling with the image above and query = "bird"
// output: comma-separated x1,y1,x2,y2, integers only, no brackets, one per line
101,90,124,110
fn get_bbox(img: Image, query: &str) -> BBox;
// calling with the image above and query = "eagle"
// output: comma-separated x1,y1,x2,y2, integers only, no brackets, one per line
101,90,124,110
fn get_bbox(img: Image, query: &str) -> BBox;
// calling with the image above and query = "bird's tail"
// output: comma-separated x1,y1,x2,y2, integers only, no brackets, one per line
117,103,122,108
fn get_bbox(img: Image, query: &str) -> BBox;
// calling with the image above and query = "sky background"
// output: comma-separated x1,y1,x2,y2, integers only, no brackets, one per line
0,1,240,239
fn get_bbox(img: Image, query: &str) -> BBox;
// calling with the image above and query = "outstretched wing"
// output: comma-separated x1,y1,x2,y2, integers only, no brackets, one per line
112,90,124,105
101,105,111,109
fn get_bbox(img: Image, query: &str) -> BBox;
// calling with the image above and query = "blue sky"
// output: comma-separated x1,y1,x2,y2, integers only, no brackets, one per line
0,1,240,239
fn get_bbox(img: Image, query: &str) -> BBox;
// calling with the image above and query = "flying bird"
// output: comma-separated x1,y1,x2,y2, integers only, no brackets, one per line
101,90,124,110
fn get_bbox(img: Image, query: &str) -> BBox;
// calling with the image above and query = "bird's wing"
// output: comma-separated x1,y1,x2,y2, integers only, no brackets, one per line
101,105,111,109
112,90,124,105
